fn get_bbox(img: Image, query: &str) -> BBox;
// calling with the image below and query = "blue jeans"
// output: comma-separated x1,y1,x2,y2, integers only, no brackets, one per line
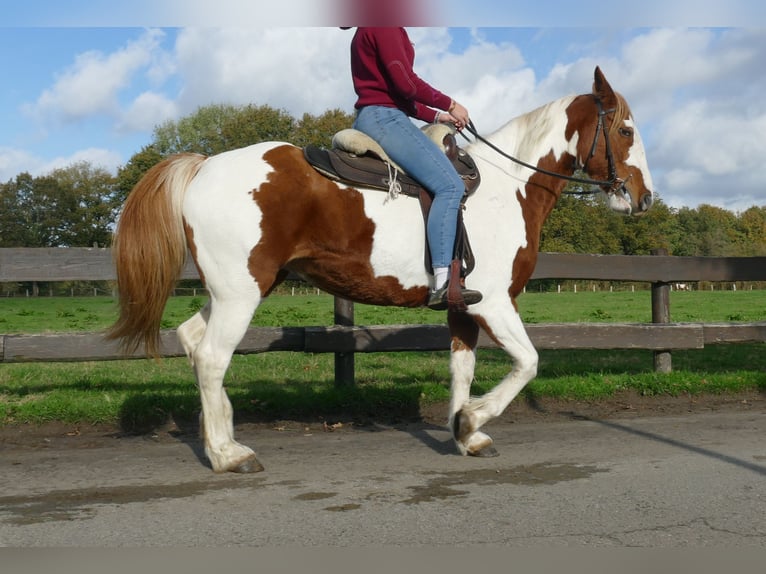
354,105,464,269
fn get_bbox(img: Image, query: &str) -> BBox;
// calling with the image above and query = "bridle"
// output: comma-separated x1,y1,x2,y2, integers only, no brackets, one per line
462,96,627,196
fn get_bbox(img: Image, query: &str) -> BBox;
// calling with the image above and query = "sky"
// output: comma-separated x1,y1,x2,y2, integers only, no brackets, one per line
2,1,766,213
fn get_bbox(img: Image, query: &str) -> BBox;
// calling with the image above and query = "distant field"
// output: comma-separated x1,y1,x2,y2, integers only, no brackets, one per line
1,289,765,334
1,290,764,428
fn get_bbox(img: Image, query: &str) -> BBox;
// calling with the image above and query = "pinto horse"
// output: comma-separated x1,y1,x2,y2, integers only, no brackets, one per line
108,67,654,473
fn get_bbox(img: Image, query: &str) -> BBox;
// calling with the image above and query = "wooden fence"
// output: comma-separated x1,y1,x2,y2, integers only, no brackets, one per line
1,248,765,381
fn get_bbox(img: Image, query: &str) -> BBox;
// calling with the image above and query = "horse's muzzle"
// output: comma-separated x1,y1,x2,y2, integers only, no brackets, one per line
637,192,653,214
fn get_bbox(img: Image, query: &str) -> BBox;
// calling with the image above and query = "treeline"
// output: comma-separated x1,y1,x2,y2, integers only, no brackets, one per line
1,103,764,260
0,104,355,250
540,194,766,257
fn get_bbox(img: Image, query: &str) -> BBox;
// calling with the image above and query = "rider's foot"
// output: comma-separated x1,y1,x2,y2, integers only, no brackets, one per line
427,282,483,310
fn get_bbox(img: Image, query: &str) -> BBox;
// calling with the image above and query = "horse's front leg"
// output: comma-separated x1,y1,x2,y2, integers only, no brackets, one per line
451,305,539,457
446,312,493,456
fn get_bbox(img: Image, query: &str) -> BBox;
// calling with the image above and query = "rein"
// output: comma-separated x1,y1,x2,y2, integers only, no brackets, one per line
461,97,625,195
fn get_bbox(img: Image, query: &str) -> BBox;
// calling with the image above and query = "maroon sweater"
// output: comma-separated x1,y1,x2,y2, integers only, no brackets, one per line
350,27,452,123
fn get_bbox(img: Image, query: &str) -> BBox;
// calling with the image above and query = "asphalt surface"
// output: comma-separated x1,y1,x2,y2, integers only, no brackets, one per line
1,408,765,547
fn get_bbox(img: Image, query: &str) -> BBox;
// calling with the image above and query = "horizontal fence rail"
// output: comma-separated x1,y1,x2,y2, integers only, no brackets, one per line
1,248,765,378
2,247,766,282
2,322,765,364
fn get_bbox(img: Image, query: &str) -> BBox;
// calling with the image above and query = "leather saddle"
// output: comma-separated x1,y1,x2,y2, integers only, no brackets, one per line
304,126,480,198
303,125,480,279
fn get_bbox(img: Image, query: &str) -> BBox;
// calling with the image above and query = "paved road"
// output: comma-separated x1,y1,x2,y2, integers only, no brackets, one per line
1,408,765,547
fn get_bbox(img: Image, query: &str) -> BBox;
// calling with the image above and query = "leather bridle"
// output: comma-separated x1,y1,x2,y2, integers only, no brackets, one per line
462,96,627,196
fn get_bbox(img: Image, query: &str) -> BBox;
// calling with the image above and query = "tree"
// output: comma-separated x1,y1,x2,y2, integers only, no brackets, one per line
291,108,355,148
153,103,296,156
675,204,741,256
620,197,679,255
736,206,766,256
0,172,43,247
540,193,622,254
115,144,164,205
0,172,68,247
220,103,296,149
0,163,117,248
48,162,119,247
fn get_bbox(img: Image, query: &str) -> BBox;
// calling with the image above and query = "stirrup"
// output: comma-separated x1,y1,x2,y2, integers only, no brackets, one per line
427,282,482,311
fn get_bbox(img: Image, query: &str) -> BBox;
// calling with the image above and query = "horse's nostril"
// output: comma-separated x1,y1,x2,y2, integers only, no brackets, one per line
640,193,653,211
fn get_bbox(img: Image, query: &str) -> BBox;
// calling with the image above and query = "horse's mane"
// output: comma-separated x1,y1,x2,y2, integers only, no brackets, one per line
518,89,631,139
609,92,630,137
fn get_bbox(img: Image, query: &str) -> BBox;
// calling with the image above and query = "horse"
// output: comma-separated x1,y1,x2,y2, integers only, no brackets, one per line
108,66,654,473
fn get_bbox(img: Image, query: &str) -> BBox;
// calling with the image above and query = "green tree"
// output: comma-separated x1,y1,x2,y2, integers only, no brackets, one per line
114,144,164,205
291,108,355,148
0,163,117,248
540,193,622,254
153,103,296,156
0,172,62,247
735,206,766,256
48,162,119,247
0,175,23,245
620,197,679,255
675,204,741,256
220,103,296,149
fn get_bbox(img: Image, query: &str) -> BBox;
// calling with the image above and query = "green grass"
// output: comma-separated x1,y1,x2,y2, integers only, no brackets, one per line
0,290,764,429
2,289,764,333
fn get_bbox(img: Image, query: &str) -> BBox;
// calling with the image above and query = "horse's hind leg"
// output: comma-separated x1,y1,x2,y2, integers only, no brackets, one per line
191,293,263,473
453,306,538,457
177,303,212,440
177,302,211,367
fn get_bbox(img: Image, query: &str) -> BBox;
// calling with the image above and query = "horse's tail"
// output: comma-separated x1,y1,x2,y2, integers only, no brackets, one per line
106,153,207,357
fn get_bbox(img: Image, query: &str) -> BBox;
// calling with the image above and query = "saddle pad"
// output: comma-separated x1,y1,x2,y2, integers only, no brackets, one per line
332,124,455,175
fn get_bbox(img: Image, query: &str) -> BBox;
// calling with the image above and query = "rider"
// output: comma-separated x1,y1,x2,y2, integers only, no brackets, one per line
346,27,483,310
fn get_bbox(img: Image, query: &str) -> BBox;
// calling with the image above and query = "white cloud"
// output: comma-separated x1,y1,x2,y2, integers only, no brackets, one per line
410,29,531,131
24,29,166,125
436,27,766,212
43,148,123,174
118,91,179,133
0,147,43,182
9,25,766,212
173,28,354,117
603,28,766,211
0,146,122,182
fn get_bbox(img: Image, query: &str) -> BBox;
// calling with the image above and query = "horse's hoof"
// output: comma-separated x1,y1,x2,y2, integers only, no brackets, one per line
231,454,265,474
468,445,499,458
452,409,473,443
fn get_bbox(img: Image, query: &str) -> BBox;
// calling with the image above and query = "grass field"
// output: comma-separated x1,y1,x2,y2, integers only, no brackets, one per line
1,290,764,428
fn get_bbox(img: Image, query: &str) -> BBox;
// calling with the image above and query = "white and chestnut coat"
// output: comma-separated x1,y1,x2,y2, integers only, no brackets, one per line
109,67,654,473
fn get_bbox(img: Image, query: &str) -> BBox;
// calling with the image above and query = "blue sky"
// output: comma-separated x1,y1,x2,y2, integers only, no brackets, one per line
2,1,766,212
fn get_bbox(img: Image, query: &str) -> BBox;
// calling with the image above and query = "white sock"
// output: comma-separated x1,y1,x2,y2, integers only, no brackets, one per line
433,267,449,290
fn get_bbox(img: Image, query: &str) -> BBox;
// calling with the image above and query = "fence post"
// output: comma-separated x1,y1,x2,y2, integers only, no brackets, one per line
334,296,355,386
651,248,672,373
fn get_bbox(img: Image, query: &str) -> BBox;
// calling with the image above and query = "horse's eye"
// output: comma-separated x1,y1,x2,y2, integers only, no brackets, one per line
619,127,633,138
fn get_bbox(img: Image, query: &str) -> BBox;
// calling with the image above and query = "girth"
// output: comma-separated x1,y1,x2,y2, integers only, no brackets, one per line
303,129,480,279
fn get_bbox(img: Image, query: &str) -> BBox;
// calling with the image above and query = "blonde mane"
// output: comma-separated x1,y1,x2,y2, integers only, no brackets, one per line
609,92,630,136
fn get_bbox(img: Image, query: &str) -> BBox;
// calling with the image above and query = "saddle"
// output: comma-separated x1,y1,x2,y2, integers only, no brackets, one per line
303,125,480,293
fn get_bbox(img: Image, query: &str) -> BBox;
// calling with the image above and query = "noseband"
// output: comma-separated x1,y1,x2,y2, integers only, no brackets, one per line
463,96,626,195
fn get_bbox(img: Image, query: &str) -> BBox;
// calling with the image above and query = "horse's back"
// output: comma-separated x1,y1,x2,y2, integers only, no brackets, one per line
190,141,292,193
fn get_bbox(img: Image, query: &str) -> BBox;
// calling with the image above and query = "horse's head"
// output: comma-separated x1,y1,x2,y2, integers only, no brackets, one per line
574,67,654,216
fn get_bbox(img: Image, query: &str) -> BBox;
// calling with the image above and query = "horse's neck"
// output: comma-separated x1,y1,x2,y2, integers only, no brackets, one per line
471,96,580,245
479,96,578,174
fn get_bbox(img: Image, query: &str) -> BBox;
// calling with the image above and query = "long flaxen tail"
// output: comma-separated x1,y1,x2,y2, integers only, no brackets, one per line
107,153,207,357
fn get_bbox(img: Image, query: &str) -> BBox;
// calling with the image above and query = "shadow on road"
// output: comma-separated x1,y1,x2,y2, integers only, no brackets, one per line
585,416,766,477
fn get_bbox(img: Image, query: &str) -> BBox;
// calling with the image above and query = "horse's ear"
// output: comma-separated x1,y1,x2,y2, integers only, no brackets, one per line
592,66,616,104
